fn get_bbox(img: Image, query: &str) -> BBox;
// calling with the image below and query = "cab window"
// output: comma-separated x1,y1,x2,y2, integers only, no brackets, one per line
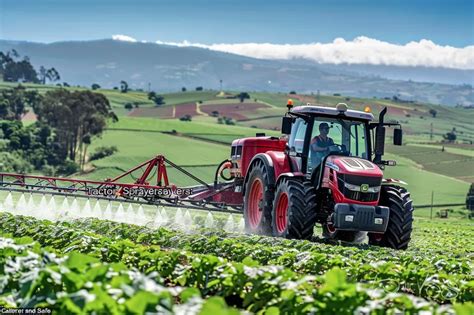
288,118,307,154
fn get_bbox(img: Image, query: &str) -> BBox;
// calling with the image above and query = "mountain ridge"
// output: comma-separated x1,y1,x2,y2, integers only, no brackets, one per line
0,39,472,106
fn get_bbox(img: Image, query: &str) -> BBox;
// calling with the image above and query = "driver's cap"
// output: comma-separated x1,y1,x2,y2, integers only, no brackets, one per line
319,122,330,130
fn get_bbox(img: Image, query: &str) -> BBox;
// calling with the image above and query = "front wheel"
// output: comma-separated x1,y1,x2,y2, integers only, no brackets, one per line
368,185,414,250
271,178,317,240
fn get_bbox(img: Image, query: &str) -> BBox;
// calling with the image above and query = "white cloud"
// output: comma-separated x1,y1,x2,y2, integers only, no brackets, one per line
156,36,474,70
112,34,137,42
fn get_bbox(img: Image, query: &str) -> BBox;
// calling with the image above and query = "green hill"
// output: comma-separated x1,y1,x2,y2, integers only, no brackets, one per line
1,81,472,205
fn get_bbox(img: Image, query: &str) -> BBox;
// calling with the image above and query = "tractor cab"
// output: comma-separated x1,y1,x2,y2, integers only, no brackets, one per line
282,102,402,176
286,104,372,176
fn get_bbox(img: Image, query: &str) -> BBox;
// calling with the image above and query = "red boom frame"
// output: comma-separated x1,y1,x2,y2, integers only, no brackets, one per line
0,155,243,213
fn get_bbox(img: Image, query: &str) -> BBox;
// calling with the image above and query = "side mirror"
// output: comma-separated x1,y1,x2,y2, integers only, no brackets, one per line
393,128,403,146
281,117,292,135
375,126,386,156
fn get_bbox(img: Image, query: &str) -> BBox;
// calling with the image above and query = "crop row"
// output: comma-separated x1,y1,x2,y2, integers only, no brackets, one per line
54,215,473,304
0,237,241,314
0,213,465,314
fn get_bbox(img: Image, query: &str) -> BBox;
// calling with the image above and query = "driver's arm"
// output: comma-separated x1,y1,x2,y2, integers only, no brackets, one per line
311,140,329,152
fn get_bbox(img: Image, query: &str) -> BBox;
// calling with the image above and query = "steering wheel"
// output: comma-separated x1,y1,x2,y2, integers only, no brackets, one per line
328,144,343,153
328,144,349,155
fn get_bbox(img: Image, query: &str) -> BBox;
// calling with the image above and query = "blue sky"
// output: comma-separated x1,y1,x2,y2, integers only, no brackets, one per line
0,0,472,47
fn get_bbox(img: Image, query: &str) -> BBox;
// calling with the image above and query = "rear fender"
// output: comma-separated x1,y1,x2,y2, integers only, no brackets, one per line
276,172,305,188
243,152,292,196
242,153,275,196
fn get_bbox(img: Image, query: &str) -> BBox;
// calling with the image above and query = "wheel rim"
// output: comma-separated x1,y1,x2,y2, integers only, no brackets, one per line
248,178,264,228
372,233,383,242
275,192,289,233
326,221,336,234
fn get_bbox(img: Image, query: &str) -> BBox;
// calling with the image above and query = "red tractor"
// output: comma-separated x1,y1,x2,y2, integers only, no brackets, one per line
230,102,413,249
0,100,413,250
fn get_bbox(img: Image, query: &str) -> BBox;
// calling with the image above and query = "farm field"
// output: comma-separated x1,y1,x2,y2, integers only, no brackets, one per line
0,207,472,313
382,153,469,205
1,80,471,204
85,116,470,205
85,117,279,185
1,81,473,314
3,81,473,143
385,144,474,183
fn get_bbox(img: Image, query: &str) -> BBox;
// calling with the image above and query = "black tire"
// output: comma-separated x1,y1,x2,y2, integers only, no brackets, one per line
271,178,317,240
368,185,414,250
243,161,273,235
322,224,367,243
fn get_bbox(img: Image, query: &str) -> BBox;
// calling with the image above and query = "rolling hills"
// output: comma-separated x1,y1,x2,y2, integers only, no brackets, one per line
0,81,472,205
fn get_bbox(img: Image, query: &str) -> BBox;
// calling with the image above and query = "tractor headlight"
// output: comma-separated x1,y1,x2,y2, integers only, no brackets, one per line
367,186,381,193
344,183,381,193
344,183,360,191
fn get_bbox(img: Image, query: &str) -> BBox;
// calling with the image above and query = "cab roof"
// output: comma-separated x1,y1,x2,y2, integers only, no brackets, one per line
292,105,374,121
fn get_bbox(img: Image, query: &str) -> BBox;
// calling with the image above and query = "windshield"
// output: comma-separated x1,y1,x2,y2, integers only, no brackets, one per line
307,117,368,173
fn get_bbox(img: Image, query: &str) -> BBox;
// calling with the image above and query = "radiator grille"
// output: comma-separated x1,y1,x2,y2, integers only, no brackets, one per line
337,174,381,202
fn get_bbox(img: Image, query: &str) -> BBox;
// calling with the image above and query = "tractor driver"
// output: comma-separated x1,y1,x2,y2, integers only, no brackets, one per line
310,122,334,168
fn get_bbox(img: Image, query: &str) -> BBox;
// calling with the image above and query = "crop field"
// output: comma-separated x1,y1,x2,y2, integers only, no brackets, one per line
385,144,474,183
1,81,473,313
0,205,472,314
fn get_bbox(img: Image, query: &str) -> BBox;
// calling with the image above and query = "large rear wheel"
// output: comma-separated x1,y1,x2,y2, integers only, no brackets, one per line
368,185,414,250
271,178,317,240
243,161,273,235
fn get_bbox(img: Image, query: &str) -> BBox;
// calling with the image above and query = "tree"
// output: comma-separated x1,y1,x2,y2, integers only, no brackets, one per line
3,59,39,83
443,128,457,142
152,95,165,106
429,109,437,118
33,89,118,169
38,66,60,84
181,87,187,92
89,146,118,161
120,80,129,93
195,86,203,91
0,85,41,120
238,92,250,103
91,83,101,90
124,103,133,110
147,91,165,106
0,120,75,174
179,114,192,121
38,66,46,84
1,50,39,83
289,91,297,95
46,67,60,83
147,91,157,100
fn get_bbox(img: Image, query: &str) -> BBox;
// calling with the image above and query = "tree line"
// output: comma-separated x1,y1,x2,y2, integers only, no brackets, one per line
0,50,60,84
0,85,117,175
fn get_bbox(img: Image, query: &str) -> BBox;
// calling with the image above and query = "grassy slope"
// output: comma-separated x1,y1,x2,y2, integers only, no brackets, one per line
85,118,280,185
383,153,469,205
1,81,471,203
109,116,278,136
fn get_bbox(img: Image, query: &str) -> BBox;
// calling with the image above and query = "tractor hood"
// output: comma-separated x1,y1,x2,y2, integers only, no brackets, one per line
326,156,383,177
